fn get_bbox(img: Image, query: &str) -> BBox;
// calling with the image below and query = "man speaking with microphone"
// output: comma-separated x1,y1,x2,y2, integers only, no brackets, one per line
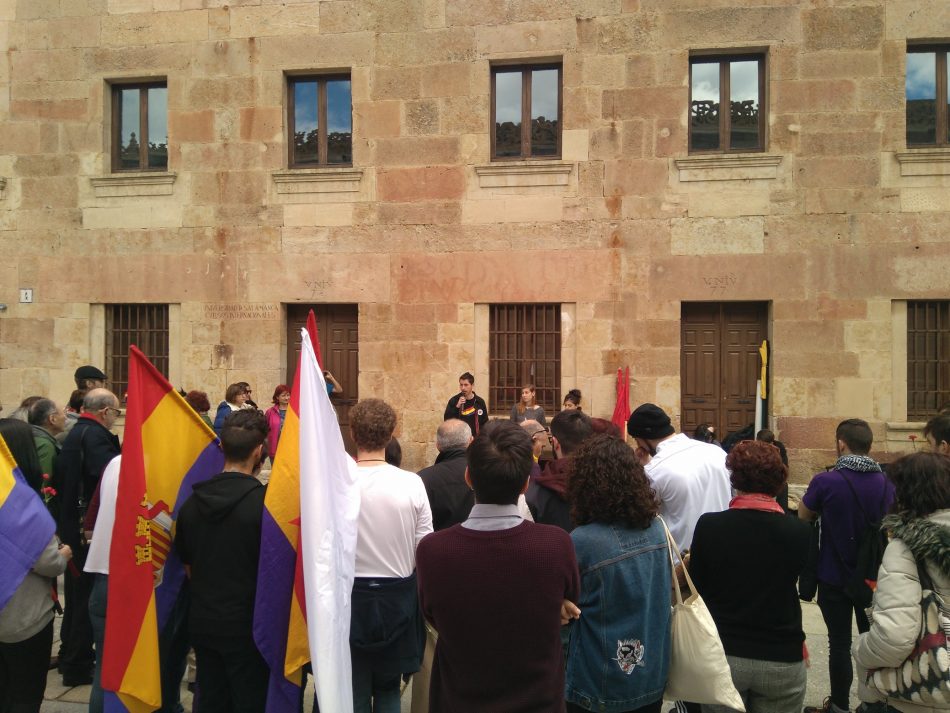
443,372,489,436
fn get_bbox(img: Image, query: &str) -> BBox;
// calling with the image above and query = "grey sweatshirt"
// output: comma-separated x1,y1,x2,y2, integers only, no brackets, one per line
0,536,68,643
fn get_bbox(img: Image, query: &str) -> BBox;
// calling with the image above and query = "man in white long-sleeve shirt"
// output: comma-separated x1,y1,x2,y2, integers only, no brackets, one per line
627,404,731,553
349,398,433,712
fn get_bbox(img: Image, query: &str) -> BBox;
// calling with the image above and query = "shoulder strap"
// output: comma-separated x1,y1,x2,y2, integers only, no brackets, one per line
838,470,882,526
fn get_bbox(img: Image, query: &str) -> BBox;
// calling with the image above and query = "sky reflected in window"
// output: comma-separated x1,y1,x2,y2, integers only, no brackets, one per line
495,71,522,124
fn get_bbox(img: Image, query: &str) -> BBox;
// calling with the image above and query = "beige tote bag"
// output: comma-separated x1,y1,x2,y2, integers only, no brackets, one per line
660,517,746,712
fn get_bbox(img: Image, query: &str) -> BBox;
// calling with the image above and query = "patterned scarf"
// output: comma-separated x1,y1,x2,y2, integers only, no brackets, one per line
835,454,882,473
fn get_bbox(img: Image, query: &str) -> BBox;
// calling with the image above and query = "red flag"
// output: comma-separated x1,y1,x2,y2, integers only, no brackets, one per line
612,366,631,432
306,310,322,371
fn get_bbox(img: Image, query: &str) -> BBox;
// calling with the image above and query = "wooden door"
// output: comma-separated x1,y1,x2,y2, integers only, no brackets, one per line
681,302,767,441
286,304,359,455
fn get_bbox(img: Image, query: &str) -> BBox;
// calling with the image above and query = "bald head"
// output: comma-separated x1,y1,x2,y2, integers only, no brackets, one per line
520,419,546,458
84,388,121,429
84,388,118,412
436,419,472,452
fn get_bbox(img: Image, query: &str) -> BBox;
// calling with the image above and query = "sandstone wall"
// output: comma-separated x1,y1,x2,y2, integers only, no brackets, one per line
0,0,947,475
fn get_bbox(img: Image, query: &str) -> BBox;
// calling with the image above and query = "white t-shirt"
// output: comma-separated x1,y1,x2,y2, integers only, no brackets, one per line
84,455,121,575
644,433,731,552
354,463,433,578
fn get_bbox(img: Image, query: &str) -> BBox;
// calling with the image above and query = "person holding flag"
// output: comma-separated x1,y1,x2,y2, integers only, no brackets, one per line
0,434,72,712
97,346,225,713
255,316,361,713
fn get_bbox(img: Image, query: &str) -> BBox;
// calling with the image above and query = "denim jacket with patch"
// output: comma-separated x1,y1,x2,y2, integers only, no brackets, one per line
565,518,672,712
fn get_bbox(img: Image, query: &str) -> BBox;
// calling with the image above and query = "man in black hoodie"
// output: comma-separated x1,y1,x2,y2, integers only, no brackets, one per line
175,409,269,713
526,409,592,532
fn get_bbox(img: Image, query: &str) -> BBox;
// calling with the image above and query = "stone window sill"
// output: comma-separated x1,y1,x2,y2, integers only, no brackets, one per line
674,154,783,182
90,172,176,198
895,149,950,177
474,161,573,189
885,421,927,451
272,167,364,195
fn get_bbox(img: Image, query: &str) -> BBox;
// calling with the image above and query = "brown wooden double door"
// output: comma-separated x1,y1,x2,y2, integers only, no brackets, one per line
286,304,359,454
681,302,768,441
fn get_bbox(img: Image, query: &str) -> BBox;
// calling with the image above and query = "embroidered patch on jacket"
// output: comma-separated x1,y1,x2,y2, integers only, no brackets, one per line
614,639,645,674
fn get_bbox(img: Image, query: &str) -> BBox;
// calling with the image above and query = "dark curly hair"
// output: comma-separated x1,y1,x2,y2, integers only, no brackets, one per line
888,452,950,520
569,434,659,529
726,440,787,496
350,398,397,451
185,390,211,413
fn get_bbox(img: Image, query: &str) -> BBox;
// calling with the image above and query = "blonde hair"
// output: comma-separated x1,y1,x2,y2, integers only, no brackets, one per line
517,385,537,415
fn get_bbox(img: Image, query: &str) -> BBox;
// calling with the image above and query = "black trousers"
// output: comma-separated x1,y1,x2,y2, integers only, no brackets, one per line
60,545,94,679
817,582,870,711
0,619,54,713
192,633,268,713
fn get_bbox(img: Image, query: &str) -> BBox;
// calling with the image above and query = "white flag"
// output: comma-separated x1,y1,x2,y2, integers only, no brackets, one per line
298,329,361,711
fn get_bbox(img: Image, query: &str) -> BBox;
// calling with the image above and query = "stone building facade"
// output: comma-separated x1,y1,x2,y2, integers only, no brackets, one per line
0,0,948,476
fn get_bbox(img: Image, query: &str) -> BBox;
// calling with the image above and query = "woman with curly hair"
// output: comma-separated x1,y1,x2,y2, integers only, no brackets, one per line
564,434,671,713
688,440,812,713
852,452,950,713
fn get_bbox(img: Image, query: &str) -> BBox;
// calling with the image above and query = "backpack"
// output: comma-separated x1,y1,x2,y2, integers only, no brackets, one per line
837,472,889,609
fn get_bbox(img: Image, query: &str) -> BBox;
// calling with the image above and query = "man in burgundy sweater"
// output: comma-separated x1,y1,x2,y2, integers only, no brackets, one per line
416,420,580,712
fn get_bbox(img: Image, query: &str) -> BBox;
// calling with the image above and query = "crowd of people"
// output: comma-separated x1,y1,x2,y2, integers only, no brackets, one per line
1,366,950,713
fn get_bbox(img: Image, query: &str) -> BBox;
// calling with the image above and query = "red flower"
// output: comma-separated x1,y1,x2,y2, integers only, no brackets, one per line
41,472,50,481
909,435,918,442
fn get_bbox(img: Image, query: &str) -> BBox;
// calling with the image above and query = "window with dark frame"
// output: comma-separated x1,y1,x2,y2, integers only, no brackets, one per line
112,82,168,172
906,47,950,146
105,304,170,403
491,64,562,160
288,75,353,167
489,304,561,416
689,54,765,153
907,300,950,420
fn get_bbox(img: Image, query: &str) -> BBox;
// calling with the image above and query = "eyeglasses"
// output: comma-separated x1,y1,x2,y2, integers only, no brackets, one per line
104,407,122,417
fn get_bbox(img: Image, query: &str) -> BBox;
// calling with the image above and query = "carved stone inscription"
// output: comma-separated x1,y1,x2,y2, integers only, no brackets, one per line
205,303,279,320
703,273,737,295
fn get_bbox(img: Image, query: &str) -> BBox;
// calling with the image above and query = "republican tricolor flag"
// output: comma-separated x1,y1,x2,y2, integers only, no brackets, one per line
254,313,359,712
102,346,224,713
0,433,57,613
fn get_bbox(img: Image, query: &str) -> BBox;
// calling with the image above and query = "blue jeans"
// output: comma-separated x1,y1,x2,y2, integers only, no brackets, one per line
89,574,108,713
351,656,401,713
702,655,806,713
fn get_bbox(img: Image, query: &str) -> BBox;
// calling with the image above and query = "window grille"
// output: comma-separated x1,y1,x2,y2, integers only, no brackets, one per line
489,304,561,415
907,300,950,420
105,304,169,402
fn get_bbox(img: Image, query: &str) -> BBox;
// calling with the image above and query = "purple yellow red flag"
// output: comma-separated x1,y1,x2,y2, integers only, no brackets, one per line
102,346,224,713
0,434,57,612
254,312,320,711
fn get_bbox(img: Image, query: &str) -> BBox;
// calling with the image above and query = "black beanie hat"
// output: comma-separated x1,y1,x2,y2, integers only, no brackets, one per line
627,403,675,440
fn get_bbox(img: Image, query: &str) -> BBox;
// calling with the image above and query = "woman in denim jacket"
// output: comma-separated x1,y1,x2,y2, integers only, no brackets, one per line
564,434,672,713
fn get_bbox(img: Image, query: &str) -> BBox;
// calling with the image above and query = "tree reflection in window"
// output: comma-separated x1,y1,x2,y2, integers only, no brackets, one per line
492,64,561,160
690,56,763,153
290,76,352,167
114,84,167,171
